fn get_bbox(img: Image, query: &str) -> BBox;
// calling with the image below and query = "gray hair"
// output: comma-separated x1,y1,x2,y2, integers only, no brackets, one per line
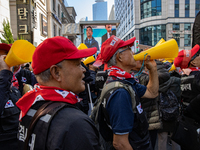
35,61,63,83
107,48,123,67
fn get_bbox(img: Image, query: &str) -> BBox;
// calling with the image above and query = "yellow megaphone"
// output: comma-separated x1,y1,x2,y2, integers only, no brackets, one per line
77,43,88,50
169,64,176,72
133,39,179,61
83,56,95,65
163,58,174,63
155,38,165,46
5,40,35,67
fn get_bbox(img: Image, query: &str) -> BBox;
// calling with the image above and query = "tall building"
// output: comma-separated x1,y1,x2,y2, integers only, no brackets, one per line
9,0,76,46
0,0,11,39
93,0,107,20
115,0,200,50
109,5,115,20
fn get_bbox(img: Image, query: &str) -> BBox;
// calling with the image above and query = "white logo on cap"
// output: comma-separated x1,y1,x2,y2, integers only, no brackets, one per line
185,50,190,57
110,40,116,46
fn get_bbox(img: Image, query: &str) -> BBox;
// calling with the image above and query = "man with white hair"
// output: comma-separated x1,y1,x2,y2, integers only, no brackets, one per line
17,36,101,150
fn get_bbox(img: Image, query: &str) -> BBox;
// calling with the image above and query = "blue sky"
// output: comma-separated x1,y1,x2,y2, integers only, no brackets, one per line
67,0,115,22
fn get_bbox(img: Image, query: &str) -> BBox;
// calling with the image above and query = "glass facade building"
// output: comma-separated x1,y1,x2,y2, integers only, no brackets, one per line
185,0,190,18
196,0,200,16
115,0,197,50
140,0,161,19
93,1,107,20
175,0,179,17
140,25,166,46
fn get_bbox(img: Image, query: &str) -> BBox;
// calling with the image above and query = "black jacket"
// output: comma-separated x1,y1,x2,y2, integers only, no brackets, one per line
0,70,21,150
15,68,37,95
181,71,200,106
18,101,101,150
101,30,116,44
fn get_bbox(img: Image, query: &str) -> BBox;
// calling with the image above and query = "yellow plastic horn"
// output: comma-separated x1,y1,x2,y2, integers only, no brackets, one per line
133,39,179,61
155,38,165,46
169,64,176,72
83,56,95,65
77,43,88,50
5,40,35,67
163,58,174,63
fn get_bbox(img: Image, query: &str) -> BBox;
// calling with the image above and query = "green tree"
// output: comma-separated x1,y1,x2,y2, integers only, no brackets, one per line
0,19,14,44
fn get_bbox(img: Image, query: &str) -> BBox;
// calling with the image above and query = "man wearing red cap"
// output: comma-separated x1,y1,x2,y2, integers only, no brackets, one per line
95,36,159,150
174,44,200,109
16,36,101,150
0,43,21,150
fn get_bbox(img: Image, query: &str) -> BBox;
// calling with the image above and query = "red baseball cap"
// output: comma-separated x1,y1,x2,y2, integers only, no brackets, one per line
93,35,136,66
0,43,11,52
32,36,97,75
174,44,200,69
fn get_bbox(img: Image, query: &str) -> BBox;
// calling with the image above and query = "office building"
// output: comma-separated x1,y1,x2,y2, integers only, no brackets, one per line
115,0,200,50
0,0,11,40
93,0,107,20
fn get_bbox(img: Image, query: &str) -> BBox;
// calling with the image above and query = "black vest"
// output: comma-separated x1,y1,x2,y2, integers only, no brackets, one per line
101,81,152,150
181,71,200,105
18,101,77,150
0,86,21,141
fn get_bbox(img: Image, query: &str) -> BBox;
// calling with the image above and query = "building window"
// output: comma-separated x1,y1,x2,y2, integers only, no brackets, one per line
184,23,191,30
139,25,166,46
53,0,56,11
59,28,61,36
54,24,57,36
140,0,162,19
175,0,179,17
185,0,190,17
173,34,180,46
184,34,191,46
196,0,200,16
173,23,180,30
58,4,60,18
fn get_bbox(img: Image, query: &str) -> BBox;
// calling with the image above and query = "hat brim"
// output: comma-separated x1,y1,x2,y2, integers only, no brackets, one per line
119,37,136,48
93,59,103,67
191,44,200,57
0,43,11,52
65,47,97,59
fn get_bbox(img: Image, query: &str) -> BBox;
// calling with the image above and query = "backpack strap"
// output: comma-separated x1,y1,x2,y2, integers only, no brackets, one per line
101,81,136,111
93,81,136,123
24,101,69,150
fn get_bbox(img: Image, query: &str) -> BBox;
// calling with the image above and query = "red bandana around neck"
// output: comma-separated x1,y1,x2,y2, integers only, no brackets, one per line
188,67,200,72
107,66,137,81
16,84,81,120
11,74,19,89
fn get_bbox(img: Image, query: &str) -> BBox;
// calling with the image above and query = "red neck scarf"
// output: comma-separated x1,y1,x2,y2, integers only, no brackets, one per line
188,67,200,72
108,66,137,81
16,84,81,120
11,74,19,89
11,66,21,89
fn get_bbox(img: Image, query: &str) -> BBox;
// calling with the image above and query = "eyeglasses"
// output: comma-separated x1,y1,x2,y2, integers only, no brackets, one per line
119,46,131,53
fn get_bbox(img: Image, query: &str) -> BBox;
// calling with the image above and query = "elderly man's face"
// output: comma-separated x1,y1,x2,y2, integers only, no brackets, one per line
191,54,200,67
118,46,136,69
59,59,86,94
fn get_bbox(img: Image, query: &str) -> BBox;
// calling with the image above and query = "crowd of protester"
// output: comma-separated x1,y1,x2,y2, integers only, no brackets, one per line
0,12,200,150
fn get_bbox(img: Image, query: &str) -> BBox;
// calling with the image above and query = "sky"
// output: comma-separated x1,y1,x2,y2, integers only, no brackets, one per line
67,0,115,23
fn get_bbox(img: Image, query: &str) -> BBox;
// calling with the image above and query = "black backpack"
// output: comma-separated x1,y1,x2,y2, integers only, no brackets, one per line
90,81,136,149
159,90,179,121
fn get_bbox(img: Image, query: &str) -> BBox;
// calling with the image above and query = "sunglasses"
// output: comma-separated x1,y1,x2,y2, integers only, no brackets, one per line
119,46,131,53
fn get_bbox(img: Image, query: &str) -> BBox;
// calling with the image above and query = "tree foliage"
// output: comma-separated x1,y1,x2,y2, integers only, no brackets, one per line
0,19,14,44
